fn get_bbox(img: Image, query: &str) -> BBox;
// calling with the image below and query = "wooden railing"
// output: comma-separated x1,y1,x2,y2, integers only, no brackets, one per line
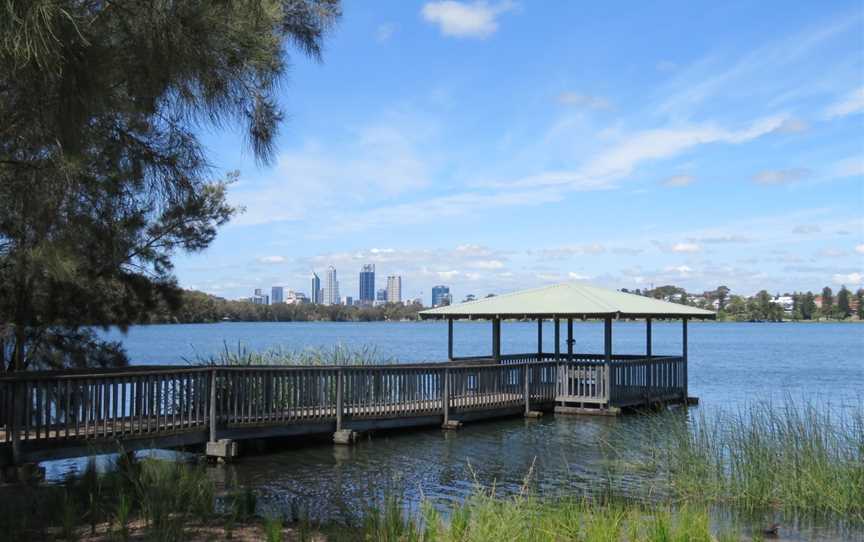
0,355,685,463
554,355,686,406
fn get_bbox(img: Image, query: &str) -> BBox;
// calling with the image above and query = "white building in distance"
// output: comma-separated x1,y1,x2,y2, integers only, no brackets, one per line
386,275,402,304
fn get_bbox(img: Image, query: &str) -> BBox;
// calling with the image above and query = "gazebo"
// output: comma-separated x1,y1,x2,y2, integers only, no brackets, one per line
420,282,715,413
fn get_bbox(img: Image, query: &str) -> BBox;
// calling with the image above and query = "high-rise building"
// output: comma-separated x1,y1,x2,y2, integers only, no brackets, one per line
386,275,402,304
324,265,340,305
375,288,387,305
359,264,375,306
311,273,321,305
431,285,451,307
271,286,284,304
251,288,269,305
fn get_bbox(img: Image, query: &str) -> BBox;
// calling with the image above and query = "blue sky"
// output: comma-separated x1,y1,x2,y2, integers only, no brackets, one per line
177,0,864,303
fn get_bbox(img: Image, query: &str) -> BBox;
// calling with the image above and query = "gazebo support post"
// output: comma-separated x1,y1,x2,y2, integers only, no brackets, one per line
537,319,543,361
553,318,560,361
646,318,653,389
646,318,652,357
682,318,688,400
447,319,454,361
566,318,573,361
492,318,501,363
604,318,612,406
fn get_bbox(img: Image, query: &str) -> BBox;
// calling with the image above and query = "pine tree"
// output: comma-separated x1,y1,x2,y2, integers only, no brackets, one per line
0,1,341,371
821,286,834,314
837,286,851,318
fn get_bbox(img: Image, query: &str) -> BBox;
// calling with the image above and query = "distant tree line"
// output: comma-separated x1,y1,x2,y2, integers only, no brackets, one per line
135,290,424,324
624,284,864,322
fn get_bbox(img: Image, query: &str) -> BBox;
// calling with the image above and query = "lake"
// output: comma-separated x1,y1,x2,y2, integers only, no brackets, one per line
52,321,864,539
101,320,864,408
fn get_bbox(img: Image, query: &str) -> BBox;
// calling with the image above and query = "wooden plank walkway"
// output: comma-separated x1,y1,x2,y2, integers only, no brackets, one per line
0,355,686,465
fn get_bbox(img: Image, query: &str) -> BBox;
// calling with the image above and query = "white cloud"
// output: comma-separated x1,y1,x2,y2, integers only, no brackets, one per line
689,234,751,244
825,87,864,119
774,118,809,133
421,1,514,39
537,244,607,259
818,248,847,258
376,23,397,42
855,244,864,255
228,113,436,227
792,224,821,234
671,242,701,253
665,265,693,278
662,174,695,187
832,272,863,285
753,168,812,185
257,256,286,264
469,259,505,269
832,156,864,179
490,115,791,192
557,92,612,110
567,272,591,280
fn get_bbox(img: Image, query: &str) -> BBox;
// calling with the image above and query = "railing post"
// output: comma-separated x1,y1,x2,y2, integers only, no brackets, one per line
682,318,689,399
492,318,501,363
208,368,217,443
336,369,344,431
447,319,454,361
554,318,560,361
604,318,612,405
646,318,653,389
442,368,450,424
11,381,24,465
523,363,530,415
537,319,543,361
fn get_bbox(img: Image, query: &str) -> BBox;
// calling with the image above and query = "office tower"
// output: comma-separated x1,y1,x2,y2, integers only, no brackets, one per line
386,275,402,304
311,273,321,304
271,286,284,304
376,288,387,305
359,264,375,306
251,289,269,305
431,285,451,307
344,296,353,306
324,265,340,305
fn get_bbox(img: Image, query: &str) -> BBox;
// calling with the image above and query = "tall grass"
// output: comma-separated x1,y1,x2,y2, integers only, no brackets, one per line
190,341,397,366
345,492,740,542
617,399,864,522
0,454,214,541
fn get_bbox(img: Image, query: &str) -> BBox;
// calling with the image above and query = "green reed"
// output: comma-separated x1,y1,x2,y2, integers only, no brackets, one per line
190,341,397,366
620,398,864,521
336,492,740,542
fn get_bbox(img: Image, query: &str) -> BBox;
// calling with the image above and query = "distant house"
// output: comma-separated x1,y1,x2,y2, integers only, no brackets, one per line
771,295,794,313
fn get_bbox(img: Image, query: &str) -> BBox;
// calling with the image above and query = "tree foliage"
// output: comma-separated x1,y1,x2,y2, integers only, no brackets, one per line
140,290,424,324
0,0,340,371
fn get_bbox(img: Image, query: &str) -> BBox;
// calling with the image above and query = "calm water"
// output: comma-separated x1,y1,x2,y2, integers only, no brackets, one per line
101,320,864,407
53,322,864,539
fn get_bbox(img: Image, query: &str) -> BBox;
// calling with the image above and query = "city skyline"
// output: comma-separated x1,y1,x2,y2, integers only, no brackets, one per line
174,2,863,300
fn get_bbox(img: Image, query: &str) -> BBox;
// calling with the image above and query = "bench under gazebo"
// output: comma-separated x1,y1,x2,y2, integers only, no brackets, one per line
420,282,714,414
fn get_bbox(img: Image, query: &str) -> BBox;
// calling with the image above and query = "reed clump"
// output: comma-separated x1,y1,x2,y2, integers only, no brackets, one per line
192,341,397,366
632,399,864,522
344,492,739,542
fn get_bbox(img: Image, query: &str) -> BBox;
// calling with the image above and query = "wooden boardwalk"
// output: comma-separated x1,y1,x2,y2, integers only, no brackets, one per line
0,354,686,465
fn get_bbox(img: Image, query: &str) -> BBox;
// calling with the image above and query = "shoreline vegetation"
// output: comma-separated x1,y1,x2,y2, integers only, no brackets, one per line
131,286,864,325
1,398,860,541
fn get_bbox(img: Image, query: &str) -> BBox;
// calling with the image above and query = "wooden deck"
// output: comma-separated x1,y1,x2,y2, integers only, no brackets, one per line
0,354,687,465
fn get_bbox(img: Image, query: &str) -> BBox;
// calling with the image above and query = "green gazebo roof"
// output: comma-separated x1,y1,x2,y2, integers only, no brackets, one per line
419,282,715,320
